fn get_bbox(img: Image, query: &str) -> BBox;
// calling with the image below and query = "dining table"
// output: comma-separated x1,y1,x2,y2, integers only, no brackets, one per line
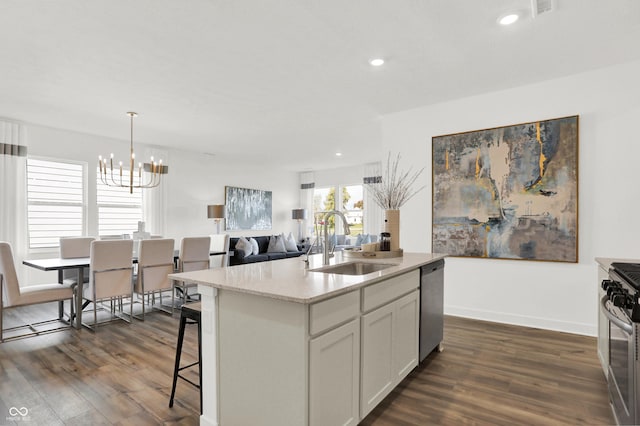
23,250,227,330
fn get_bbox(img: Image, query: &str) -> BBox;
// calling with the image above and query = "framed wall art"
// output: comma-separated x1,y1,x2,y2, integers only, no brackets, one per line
432,115,578,262
225,186,272,231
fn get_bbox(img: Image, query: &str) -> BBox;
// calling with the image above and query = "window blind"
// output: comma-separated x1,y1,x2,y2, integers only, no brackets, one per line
96,169,143,236
27,158,84,248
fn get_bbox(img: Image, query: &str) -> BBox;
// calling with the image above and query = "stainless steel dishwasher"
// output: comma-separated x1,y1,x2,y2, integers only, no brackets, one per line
420,259,444,362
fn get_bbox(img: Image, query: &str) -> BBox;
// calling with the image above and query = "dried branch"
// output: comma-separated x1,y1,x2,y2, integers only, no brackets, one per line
366,152,425,210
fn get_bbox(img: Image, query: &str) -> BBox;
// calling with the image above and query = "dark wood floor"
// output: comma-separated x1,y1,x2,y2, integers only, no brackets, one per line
1,304,614,425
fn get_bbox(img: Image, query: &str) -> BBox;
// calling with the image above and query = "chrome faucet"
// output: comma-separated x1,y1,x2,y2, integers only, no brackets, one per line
322,210,351,265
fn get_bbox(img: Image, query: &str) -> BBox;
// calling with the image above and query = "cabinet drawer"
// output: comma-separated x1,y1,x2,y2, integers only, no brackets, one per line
310,290,360,336
362,270,419,313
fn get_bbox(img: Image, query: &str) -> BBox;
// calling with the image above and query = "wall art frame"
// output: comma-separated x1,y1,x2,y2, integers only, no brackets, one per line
225,186,272,231
432,115,579,263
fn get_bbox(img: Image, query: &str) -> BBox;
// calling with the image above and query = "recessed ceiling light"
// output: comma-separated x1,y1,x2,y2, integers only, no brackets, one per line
498,13,519,25
335,152,343,157
369,58,385,67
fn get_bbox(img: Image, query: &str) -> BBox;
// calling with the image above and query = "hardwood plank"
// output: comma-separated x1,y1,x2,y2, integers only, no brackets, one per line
0,303,614,425
360,316,614,426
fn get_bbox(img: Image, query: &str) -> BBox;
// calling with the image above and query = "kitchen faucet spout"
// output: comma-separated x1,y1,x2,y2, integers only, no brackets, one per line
322,210,351,265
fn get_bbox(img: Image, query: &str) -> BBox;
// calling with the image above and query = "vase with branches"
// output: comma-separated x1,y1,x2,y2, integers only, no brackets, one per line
366,152,425,251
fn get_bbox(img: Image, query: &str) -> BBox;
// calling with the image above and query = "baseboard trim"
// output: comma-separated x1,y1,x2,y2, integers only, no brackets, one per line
444,305,596,337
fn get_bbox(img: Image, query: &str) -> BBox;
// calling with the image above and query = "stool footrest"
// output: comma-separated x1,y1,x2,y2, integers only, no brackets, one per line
177,373,201,389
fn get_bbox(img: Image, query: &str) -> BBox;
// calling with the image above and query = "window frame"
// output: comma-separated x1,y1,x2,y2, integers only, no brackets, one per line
26,156,88,251
312,183,364,237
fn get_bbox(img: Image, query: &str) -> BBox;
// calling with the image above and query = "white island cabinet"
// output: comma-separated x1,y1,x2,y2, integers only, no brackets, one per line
169,252,446,426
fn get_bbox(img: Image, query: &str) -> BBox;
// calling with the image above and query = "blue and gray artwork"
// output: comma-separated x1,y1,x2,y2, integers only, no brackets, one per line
225,186,272,231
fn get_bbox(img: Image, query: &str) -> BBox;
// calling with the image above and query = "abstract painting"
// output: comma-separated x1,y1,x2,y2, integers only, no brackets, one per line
225,186,272,231
432,116,578,262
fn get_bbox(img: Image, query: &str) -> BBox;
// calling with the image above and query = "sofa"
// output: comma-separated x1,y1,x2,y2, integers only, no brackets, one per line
229,235,305,266
330,233,378,251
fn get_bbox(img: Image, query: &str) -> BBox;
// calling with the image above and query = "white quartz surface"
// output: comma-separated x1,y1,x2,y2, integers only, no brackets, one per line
169,252,446,304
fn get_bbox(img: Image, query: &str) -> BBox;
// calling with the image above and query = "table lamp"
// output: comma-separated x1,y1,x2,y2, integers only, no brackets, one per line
208,204,225,234
291,208,308,242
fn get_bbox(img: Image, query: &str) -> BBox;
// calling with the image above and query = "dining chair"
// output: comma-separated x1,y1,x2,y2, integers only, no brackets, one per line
0,241,74,342
59,237,94,285
174,236,211,304
82,239,134,330
133,238,175,320
210,234,230,268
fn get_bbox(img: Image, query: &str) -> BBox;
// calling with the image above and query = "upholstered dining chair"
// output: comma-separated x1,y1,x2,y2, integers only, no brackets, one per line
59,237,94,286
174,236,211,304
210,234,230,268
0,241,74,342
134,238,175,319
82,239,134,330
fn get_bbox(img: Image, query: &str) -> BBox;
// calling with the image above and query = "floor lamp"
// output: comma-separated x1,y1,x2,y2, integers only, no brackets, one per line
208,204,225,234
292,208,307,242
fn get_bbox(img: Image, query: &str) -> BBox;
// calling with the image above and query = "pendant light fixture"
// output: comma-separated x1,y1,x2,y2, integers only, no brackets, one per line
98,112,164,194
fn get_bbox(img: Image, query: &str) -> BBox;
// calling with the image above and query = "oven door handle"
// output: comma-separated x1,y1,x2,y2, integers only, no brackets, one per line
600,296,634,336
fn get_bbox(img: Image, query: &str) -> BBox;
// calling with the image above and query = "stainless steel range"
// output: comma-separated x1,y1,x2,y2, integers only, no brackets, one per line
601,262,640,425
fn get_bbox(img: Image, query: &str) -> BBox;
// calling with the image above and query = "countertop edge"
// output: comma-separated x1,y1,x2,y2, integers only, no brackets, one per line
169,253,447,304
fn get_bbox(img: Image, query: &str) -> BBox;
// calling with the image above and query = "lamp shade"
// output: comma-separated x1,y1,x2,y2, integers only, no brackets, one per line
292,208,307,220
207,204,225,219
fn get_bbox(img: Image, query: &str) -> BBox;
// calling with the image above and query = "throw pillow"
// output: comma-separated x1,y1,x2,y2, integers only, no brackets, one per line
355,233,364,246
283,232,298,252
249,237,260,255
236,237,253,257
336,234,346,246
362,234,371,244
267,235,286,253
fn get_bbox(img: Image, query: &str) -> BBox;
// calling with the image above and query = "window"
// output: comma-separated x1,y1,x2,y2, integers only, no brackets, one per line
27,158,85,249
96,168,143,236
312,184,363,237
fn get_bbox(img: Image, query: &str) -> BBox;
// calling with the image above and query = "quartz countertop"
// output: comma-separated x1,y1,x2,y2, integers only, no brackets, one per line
169,252,446,304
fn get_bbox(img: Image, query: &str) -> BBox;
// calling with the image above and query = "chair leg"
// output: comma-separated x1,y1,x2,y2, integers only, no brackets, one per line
1,276,4,342
198,315,203,414
169,315,187,407
141,291,146,321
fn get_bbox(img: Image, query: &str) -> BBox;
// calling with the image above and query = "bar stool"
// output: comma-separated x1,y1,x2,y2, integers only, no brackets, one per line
169,302,202,414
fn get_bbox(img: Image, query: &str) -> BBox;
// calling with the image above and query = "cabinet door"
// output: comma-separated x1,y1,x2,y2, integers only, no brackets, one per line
309,319,360,426
360,302,395,419
394,290,419,380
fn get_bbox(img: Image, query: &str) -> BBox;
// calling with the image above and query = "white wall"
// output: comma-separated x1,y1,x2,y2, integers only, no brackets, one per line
165,149,299,240
380,59,640,336
22,125,300,282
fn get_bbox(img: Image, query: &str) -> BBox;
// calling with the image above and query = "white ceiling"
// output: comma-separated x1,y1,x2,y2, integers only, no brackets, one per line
1,0,639,170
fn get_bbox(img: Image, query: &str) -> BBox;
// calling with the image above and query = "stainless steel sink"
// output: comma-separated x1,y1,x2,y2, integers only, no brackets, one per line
311,262,395,276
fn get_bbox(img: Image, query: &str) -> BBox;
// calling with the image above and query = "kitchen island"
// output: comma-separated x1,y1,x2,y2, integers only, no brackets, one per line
169,252,446,426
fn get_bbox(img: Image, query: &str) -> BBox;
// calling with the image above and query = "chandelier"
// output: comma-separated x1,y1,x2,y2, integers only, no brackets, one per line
98,112,164,194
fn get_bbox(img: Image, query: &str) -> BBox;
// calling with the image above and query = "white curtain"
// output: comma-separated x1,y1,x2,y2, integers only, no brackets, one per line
142,147,168,237
363,162,383,237
299,171,314,240
0,119,28,282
